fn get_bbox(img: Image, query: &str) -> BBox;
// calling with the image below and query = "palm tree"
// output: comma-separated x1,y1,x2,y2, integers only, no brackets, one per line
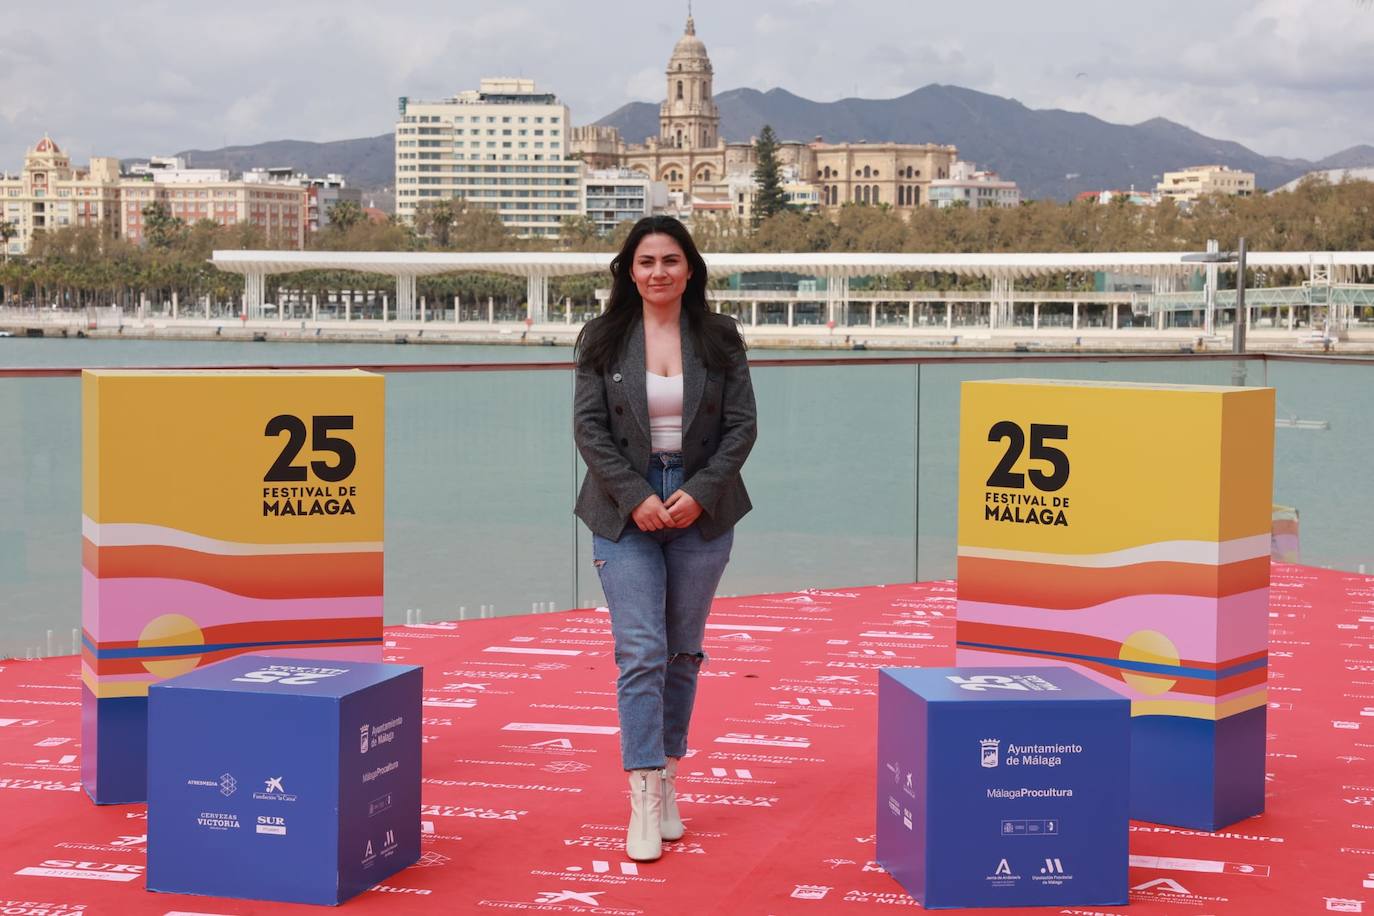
0,219,16,265
326,200,364,233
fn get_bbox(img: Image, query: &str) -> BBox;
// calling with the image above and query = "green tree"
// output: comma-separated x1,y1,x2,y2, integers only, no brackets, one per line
311,212,413,252
752,125,788,223
413,199,459,248
606,219,638,252
833,203,908,251
220,221,270,251
0,219,15,264
558,215,604,250
0,258,23,305
142,200,185,249
447,202,516,251
689,213,750,252
754,209,837,252
326,200,364,233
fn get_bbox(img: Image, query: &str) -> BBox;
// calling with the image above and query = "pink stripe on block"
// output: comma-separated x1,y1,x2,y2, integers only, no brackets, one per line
956,589,1269,662
82,570,99,636
248,645,383,663
83,571,382,642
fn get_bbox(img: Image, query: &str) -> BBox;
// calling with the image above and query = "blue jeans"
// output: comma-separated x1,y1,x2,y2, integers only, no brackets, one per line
593,452,734,771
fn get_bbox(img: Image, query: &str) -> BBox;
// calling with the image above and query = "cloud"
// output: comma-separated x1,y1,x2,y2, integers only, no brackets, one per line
0,0,1369,170
625,67,665,104
223,89,279,139
1008,0,1374,156
753,13,788,35
866,42,996,98
1161,1,1374,93
108,100,181,127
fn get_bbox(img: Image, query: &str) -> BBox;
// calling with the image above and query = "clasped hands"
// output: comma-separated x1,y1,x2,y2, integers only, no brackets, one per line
631,490,702,531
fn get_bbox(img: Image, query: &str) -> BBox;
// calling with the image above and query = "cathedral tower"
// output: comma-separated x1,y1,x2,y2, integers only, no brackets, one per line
659,16,719,150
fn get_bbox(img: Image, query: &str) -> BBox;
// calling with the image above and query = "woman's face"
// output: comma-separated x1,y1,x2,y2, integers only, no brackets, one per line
631,233,692,311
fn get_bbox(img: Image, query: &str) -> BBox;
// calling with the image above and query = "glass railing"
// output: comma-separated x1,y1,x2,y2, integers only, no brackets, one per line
2,353,1369,659
1,371,81,659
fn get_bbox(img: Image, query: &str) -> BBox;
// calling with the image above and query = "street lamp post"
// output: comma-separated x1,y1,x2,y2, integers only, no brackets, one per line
1233,237,1247,354
1182,239,1248,353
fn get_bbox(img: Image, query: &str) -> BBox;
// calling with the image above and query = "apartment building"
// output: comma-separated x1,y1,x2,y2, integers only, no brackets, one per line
243,167,361,234
0,140,308,253
120,167,306,248
395,78,582,237
0,137,122,256
583,169,668,235
928,161,1021,209
1156,165,1256,203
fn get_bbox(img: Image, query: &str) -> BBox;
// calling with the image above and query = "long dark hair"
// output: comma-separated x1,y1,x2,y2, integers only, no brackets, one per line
575,215,744,373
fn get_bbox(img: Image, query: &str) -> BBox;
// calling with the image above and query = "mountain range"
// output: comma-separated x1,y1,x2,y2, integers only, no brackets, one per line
144,134,396,198
594,84,1373,200
165,84,1373,202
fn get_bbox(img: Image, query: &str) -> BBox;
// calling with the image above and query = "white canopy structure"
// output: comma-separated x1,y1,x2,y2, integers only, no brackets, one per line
211,249,1374,326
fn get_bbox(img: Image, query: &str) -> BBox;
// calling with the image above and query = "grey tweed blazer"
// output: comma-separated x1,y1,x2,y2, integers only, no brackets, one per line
573,311,757,542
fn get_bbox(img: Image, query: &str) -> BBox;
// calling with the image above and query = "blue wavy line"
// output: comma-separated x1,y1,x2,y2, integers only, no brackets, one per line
955,641,1266,680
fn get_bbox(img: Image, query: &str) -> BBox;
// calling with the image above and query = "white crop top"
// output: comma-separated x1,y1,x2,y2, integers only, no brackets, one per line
646,371,684,452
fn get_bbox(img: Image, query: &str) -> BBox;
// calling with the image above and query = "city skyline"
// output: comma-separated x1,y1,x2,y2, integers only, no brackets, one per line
1,0,1371,170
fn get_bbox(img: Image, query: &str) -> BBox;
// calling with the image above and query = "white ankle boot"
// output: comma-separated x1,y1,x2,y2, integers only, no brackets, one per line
660,758,684,841
626,769,664,861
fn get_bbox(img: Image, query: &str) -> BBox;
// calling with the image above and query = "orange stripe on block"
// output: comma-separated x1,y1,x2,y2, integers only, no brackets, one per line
82,540,382,599
957,556,1270,609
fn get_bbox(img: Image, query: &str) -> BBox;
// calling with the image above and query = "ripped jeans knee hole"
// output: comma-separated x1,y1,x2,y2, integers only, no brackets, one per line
667,651,707,668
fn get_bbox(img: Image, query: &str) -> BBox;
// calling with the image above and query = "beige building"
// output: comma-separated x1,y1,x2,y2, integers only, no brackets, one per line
0,137,122,256
811,144,958,209
394,78,583,238
613,16,730,197
570,16,959,215
1156,165,1256,203
0,137,306,254
118,176,306,249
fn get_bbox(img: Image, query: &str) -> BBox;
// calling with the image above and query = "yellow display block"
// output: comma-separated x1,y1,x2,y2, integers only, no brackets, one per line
954,379,1274,830
81,370,385,803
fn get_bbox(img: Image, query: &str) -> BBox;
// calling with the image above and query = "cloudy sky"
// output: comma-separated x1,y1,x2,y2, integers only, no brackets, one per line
2,0,1371,169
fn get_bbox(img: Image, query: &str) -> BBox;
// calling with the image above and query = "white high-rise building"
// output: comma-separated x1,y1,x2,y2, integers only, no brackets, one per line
395,78,583,237
928,161,1021,209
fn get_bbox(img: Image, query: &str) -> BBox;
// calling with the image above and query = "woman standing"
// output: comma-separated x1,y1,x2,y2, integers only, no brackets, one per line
573,216,757,862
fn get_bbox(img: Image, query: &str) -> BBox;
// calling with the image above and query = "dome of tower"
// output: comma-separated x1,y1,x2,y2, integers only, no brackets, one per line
670,17,709,63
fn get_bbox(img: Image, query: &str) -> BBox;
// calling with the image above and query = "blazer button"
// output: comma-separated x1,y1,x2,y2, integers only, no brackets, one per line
620,437,629,447
701,437,709,446
615,405,623,415
612,372,622,382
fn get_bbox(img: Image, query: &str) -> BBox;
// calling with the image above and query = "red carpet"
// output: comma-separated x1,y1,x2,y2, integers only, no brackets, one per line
2,564,1372,914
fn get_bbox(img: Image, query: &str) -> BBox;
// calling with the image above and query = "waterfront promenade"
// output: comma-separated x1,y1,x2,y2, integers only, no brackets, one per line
0,307,1362,352
0,304,1363,354
5,247,1370,351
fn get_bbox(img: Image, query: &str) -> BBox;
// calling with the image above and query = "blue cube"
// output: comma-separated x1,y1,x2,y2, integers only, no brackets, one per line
147,654,422,905
876,666,1129,910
